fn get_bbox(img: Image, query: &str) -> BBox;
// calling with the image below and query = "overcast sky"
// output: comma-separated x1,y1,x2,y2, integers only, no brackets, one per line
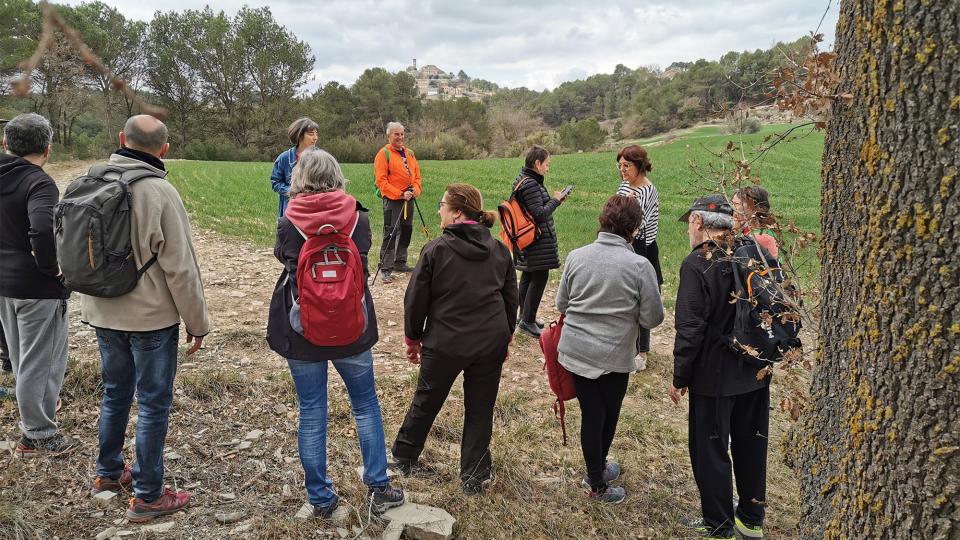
62,0,839,91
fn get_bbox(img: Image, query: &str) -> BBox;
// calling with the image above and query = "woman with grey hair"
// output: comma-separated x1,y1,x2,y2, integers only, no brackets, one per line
269,117,319,220
266,148,405,518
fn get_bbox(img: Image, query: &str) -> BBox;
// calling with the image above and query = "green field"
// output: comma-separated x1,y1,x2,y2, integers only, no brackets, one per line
167,123,823,300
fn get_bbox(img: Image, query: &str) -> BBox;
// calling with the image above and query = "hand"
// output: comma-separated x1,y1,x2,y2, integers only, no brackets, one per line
669,385,687,405
402,190,415,201
405,341,422,365
186,334,204,356
553,189,567,202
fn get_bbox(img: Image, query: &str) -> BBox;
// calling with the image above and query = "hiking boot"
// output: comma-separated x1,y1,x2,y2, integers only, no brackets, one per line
16,433,80,458
92,464,133,495
680,517,735,539
368,485,405,514
1,356,11,372
390,457,417,476
588,485,626,504
393,263,415,273
581,461,622,488
380,270,395,284
126,487,191,522
535,320,545,329
312,496,339,519
515,320,542,338
735,516,764,538
462,472,495,496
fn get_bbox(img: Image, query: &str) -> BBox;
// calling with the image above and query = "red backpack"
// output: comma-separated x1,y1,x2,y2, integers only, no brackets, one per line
539,315,577,445
291,213,366,346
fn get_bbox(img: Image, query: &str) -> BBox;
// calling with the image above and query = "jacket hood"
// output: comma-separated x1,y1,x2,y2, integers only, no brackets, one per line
441,223,495,261
284,191,359,235
0,153,41,196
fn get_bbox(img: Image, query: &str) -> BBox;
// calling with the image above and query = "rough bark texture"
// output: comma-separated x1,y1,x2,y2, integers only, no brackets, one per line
791,1,959,538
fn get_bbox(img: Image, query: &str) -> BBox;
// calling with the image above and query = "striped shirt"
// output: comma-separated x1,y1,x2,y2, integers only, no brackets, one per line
617,181,659,246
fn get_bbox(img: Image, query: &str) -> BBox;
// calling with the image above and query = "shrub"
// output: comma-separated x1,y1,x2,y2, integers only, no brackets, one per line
558,117,607,151
726,116,762,134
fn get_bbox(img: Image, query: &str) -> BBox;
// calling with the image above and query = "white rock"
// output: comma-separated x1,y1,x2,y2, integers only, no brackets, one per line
0,440,14,452
284,457,298,464
244,429,263,441
273,404,287,415
329,505,351,526
236,440,253,451
382,503,455,540
532,476,563,486
92,490,117,508
164,451,183,461
294,502,314,520
215,510,247,524
141,521,175,533
230,522,254,534
336,527,348,538
219,492,237,501
95,527,118,540
281,484,293,499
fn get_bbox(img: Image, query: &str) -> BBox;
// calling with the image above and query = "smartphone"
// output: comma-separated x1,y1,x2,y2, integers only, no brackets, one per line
561,184,575,198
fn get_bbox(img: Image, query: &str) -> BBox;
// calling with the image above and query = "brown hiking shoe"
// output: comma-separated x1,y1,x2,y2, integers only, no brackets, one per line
126,487,191,522
16,433,80,458
92,464,133,495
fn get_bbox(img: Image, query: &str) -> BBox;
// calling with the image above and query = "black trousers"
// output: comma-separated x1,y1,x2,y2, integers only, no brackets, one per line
379,197,414,270
689,387,770,536
518,270,549,323
632,238,663,353
0,320,9,364
392,349,504,484
572,371,629,491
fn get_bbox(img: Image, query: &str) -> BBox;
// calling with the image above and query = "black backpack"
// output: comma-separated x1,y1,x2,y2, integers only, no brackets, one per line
727,237,802,366
54,165,158,297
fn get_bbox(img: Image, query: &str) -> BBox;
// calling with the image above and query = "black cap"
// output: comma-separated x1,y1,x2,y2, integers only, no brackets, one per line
678,194,734,222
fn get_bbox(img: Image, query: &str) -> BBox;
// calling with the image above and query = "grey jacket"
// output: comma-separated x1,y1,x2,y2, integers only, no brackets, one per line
556,232,664,377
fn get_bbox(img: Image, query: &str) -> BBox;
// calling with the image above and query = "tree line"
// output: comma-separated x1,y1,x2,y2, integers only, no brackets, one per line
1,0,812,162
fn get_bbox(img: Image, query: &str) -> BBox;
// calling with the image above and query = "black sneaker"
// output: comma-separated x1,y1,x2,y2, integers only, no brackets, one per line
535,320,545,329
390,458,416,476
16,433,80,458
462,475,493,496
368,485,405,514
515,320,542,338
393,264,415,273
1,356,11,372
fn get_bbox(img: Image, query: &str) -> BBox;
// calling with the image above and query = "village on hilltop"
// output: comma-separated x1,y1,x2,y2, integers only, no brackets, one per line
404,59,495,101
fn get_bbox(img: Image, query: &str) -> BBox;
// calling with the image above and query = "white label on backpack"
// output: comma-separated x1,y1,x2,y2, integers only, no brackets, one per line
322,270,337,278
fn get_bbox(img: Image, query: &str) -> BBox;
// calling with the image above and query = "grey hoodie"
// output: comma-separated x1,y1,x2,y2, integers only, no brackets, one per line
556,232,664,377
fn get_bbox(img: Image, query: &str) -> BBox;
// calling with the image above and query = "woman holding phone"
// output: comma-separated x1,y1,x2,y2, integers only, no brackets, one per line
615,145,661,370
512,145,568,338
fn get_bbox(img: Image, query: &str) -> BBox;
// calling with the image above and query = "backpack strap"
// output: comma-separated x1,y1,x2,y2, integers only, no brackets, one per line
292,212,360,238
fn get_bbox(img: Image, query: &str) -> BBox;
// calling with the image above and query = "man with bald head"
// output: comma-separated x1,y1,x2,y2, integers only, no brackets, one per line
81,115,209,522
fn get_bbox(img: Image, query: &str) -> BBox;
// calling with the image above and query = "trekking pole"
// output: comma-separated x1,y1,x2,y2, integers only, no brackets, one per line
412,197,430,238
371,204,407,286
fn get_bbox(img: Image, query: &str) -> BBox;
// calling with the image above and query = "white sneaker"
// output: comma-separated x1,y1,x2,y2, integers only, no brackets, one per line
633,352,647,372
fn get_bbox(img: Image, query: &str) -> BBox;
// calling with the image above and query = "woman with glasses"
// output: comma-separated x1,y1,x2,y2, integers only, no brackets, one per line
615,144,662,370
392,184,518,495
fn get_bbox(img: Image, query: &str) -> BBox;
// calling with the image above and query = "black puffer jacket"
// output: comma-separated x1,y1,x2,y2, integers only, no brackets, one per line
512,168,561,272
0,153,68,299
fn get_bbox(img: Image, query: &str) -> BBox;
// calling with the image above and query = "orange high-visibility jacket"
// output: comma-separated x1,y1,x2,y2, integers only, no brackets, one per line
374,144,422,200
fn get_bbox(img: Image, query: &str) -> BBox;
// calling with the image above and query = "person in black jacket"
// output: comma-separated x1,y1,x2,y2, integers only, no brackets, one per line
392,183,519,495
671,195,770,540
0,113,78,456
266,148,405,518
513,145,568,338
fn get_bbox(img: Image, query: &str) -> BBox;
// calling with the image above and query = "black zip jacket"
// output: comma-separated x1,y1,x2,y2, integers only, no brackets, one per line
673,239,769,396
0,153,68,299
512,168,561,272
405,222,519,361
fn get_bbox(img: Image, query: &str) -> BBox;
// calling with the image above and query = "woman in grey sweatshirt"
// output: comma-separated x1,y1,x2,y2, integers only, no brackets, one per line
556,195,664,503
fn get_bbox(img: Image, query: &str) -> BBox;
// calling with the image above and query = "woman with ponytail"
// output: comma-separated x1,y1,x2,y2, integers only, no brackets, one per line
392,183,519,495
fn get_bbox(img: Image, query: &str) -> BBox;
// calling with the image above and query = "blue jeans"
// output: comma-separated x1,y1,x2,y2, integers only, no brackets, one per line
287,349,389,508
95,325,179,502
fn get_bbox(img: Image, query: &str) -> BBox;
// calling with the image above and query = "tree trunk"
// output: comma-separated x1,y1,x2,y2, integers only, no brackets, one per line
795,0,959,538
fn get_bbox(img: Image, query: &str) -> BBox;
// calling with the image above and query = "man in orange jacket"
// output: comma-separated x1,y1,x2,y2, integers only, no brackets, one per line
374,122,422,283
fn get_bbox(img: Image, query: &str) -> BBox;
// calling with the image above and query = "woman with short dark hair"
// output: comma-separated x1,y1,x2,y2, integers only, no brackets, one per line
269,117,319,220
512,145,568,338
556,195,664,504
615,144,662,370
392,183,518,495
